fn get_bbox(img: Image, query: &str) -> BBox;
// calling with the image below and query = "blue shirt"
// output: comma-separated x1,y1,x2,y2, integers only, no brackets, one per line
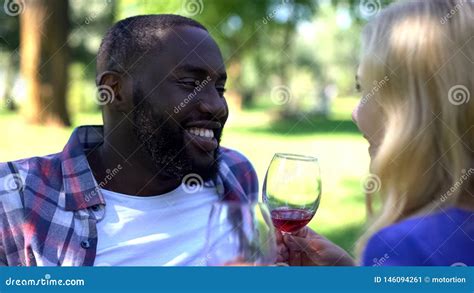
362,207,474,266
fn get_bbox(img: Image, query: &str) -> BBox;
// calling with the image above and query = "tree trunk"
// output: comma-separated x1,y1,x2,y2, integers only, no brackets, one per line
20,0,71,126
3,52,18,111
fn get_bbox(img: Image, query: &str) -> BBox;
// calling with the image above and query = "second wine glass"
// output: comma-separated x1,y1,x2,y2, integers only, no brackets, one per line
204,202,277,266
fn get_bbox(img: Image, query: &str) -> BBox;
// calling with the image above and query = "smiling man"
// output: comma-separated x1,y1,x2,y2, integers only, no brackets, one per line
0,15,258,266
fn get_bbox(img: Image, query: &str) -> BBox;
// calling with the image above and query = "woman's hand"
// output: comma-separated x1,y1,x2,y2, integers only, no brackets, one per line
276,229,289,264
276,227,356,266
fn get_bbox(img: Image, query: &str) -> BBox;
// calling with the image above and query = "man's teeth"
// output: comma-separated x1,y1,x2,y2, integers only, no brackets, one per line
187,127,214,138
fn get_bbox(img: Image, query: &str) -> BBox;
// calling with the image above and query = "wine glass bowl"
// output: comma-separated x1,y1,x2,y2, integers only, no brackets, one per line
263,153,322,233
204,202,277,266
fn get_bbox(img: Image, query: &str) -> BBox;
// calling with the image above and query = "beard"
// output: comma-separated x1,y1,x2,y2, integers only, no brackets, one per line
131,85,221,182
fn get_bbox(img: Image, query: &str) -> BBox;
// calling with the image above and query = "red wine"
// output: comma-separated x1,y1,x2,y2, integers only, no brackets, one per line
271,208,314,233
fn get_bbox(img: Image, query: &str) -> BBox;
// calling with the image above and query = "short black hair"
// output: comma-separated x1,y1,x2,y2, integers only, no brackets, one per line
96,14,208,83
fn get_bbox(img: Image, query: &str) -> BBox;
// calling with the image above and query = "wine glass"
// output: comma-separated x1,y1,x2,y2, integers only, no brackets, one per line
263,153,322,234
204,202,277,266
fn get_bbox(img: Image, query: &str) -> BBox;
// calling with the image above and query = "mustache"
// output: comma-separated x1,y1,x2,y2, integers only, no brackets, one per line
131,104,222,180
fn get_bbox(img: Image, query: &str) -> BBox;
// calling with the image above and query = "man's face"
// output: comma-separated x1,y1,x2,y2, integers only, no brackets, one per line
131,26,228,181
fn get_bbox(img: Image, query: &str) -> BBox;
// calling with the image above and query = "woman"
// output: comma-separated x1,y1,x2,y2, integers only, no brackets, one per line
278,0,474,266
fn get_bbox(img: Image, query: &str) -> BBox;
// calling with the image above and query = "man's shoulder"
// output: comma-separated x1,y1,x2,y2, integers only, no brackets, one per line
219,147,254,167
218,147,259,201
0,152,62,173
0,153,63,195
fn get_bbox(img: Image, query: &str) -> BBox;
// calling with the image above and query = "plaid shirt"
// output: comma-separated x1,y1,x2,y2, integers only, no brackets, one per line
0,126,258,266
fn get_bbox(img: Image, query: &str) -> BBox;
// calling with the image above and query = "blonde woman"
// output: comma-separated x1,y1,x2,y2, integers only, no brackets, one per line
278,0,474,266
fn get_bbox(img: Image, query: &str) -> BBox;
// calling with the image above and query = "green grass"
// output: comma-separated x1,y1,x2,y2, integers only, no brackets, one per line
0,97,370,255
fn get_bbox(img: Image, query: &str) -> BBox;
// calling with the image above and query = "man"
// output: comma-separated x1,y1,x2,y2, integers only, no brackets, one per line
0,15,258,266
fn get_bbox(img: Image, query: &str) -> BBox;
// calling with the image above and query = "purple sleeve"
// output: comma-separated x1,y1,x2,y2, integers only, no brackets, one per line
361,228,425,266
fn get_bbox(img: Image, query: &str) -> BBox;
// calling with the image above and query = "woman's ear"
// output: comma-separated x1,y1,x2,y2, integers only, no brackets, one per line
96,71,134,113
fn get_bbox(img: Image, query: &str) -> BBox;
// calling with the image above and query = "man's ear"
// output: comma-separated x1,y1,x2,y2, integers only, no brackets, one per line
96,71,133,113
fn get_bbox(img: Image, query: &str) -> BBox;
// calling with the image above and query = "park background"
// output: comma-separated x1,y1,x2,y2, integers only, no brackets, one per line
0,0,394,256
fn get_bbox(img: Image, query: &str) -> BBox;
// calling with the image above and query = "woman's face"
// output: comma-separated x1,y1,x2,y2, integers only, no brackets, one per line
352,66,385,159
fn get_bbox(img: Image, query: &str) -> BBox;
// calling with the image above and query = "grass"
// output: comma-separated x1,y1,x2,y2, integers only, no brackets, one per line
0,97,370,255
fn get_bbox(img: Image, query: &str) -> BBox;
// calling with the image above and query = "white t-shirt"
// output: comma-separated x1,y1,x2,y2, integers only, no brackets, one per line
94,184,219,266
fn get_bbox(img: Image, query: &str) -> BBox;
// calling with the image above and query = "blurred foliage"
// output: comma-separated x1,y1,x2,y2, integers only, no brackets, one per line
68,0,117,78
332,0,394,22
117,0,316,107
0,0,395,118
0,10,19,51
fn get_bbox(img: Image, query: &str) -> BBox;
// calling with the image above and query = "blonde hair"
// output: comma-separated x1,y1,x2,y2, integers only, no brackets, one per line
357,0,474,259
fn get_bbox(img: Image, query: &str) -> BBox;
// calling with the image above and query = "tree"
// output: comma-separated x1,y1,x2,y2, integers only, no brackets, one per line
192,0,316,108
20,0,71,126
117,0,315,109
0,2,20,111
